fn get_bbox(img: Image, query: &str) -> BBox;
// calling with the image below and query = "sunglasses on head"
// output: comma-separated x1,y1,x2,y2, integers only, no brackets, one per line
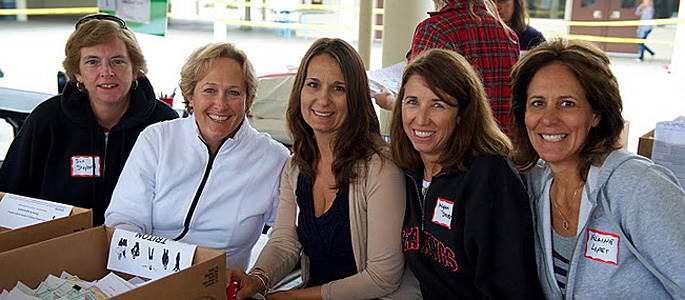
75,14,127,29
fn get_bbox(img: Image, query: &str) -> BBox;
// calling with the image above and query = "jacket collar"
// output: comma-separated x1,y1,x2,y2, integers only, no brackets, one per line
60,76,159,131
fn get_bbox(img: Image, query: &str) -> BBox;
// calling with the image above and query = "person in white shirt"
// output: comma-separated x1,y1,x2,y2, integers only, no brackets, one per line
105,42,289,270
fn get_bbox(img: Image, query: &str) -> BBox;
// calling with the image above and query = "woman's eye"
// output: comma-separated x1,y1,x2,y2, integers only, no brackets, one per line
229,90,241,96
203,88,215,93
560,100,576,107
403,98,417,105
85,60,97,65
112,59,125,65
306,82,318,88
334,85,346,92
529,100,544,107
432,102,446,109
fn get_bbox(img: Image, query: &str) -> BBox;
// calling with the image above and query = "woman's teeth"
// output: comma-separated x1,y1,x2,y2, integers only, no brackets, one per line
209,114,228,121
541,134,567,142
414,130,434,138
313,111,333,117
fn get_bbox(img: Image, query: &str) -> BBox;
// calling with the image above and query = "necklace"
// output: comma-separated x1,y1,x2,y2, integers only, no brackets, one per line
551,181,584,231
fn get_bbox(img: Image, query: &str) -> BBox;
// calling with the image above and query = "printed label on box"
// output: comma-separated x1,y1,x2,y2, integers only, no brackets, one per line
0,193,73,229
107,229,197,280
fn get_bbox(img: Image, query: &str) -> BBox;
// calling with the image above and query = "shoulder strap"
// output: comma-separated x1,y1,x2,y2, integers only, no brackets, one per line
600,187,685,296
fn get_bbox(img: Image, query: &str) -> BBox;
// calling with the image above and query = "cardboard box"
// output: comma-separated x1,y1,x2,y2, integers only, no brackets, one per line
0,226,227,299
638,129,655,158
0,192,93,253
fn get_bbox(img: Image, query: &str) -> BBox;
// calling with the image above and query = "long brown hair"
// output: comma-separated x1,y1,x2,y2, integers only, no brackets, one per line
391,48,512,171
510,39,624,180
286,38,385,188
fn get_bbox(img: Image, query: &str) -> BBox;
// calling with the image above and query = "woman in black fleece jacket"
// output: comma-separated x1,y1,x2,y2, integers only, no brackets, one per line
389,48,544,299
0,14,177,225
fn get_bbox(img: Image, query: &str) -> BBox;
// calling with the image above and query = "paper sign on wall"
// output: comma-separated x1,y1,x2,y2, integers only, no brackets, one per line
107,229,197,280
0,193,73,229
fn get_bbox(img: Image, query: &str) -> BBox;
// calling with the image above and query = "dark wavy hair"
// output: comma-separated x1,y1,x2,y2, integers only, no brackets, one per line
286,38,385,188
511,39,624,180
390,48,512,171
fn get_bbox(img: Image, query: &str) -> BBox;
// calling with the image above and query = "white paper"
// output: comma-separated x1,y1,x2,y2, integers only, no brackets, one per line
98,0,116,10
366,61,406,96
0,194,73,229
107,229,196,280
126,277,147,287
652,118,685,187
7,288,40,300
116,0,151,24
654,120,685,144
90,273,135,297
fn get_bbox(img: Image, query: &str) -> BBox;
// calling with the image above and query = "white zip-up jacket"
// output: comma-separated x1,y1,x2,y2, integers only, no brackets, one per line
105,115,289,270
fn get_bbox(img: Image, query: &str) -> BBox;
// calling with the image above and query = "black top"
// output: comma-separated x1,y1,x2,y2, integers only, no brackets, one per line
517,25,546,51
0,77,178,225
296,173,356,287
402,155,544,299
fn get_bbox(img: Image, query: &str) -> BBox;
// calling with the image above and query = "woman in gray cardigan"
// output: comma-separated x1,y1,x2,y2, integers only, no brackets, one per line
511,39,685,299
228,38,410,300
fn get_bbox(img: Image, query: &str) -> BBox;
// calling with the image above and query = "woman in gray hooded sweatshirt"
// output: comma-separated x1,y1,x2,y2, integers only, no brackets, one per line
510,38,685,299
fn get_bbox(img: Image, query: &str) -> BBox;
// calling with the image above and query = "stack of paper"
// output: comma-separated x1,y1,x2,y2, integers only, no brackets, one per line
0,271,146,300
653,116,685,187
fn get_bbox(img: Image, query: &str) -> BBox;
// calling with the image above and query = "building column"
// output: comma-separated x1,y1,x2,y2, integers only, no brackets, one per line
378,0,432,135
357,0,373,69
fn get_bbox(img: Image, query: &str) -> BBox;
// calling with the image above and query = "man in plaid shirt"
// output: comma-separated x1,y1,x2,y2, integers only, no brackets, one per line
377,0,518,137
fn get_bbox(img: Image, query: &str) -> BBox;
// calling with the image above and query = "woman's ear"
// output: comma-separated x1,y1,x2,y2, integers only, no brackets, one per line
591,112,601,127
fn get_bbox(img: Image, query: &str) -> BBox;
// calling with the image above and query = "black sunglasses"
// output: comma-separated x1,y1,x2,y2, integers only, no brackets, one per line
75,14,127,29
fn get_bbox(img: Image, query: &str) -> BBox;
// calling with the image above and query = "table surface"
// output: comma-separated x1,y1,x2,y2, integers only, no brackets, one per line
0,87,53,115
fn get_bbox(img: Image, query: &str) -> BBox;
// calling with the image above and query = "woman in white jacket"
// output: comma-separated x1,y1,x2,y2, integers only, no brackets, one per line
105,43,289,270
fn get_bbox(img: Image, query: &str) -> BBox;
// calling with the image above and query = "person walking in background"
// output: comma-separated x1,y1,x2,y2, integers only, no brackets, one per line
375,0,519,136
391,48,544,299
636,0,655,61
0,14,178,225
496,0,546,50
511,39,685,299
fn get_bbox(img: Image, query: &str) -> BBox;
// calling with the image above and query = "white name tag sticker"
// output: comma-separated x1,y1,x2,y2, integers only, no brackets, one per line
71,156,101,177
585,228,620,265
107,229,197,280
0,193,73,229
431,197,454,229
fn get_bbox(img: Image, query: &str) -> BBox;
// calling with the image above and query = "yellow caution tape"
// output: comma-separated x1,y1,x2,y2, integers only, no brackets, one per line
567,34,675,45
0,7,98,15
567,18,684,26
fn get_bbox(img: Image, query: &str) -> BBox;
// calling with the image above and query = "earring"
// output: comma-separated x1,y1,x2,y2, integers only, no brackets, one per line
76,81,86,92
131,80,139,90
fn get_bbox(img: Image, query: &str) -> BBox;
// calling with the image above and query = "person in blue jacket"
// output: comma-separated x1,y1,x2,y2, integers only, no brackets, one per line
511,38,685,299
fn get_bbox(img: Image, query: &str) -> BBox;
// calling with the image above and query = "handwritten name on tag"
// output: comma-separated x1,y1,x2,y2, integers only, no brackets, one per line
585,228,620,265
71,156,101,177
107,229,197,280
431,197,454,229
0,193,73,229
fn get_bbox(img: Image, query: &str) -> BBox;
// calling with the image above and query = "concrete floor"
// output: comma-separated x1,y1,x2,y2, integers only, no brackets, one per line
1,15,684,159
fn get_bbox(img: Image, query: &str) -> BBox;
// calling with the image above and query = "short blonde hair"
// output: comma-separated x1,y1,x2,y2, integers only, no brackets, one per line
179,43,258,114
63,17,146,83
